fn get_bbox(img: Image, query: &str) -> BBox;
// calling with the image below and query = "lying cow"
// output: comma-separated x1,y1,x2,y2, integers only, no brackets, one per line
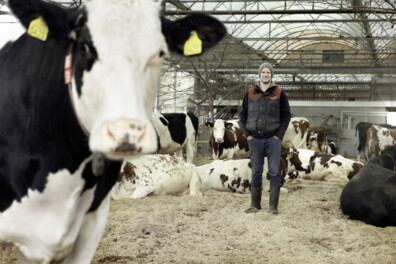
306,126,328,153
151,111,198,164
206,119,249,159
284,148,363,182
341,145,396,227
111,155,202,199
282,117,310,149
366,125,396,160
0,0,225,262
196,158,287,193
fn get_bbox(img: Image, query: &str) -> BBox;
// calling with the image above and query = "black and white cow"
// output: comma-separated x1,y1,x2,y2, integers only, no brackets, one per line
151,111,198,164
341,145,396,227
0,0,225,263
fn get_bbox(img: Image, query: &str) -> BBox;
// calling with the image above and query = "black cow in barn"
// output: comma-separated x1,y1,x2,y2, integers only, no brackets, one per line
340,145,396,227
355,122,396,161
0,0,226,262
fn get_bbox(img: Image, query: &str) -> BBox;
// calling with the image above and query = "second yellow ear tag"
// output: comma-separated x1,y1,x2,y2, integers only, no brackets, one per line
27,17,49,41
184,31,202,56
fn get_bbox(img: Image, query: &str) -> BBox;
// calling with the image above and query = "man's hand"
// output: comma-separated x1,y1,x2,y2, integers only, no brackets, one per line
247,135,253,140
274,136,280,140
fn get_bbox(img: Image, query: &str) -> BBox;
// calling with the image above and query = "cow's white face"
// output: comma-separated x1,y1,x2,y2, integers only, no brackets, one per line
73,0,163,159
213,120,226,143
307,132,318,148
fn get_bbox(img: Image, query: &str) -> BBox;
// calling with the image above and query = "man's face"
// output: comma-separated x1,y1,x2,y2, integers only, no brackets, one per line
260,67,272,84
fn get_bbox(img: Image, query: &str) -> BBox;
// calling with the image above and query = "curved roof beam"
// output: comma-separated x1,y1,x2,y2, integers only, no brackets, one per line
353,0,378,66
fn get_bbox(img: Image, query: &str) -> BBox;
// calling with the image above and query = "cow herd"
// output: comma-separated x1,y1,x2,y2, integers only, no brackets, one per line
0,0,395,262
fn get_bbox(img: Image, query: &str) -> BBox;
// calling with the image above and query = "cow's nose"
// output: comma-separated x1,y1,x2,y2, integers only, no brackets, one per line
104,119,147,154
216,138,224,143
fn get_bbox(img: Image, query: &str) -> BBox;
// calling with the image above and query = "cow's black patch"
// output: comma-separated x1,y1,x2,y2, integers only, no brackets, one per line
73,23,98,96
162,113,187,145
187,111,199,139
159,117,168,126
161,13,226,55
82,158,122,212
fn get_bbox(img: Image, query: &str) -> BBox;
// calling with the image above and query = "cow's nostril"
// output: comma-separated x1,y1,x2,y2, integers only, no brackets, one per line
115,142,137,153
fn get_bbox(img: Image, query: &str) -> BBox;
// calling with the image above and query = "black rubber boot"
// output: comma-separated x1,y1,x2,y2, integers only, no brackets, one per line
245,183,262,213
269,184,280,214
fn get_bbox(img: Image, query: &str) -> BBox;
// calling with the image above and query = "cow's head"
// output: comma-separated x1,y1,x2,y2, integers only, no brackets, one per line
306,130,318,149
10,0,226,160
282,147,308,177
206,120,233,143
379,145,396,172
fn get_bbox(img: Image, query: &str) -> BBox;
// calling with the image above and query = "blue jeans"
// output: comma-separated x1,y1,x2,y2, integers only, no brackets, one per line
248,136,282,186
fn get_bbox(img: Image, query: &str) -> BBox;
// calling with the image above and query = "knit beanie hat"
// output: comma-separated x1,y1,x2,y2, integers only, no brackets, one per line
258,62,274,78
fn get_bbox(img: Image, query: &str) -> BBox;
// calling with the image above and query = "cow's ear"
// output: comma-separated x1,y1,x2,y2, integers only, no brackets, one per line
225,123,233,129
205,122,213,128
8,0,75,39
161,13,226,56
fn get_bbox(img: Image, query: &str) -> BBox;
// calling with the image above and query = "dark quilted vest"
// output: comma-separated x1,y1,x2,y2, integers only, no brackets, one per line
245,86,282,135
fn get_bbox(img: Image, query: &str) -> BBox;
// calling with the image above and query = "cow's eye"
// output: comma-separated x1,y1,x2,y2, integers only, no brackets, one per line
78,43,97,71
155,49,167,62
147,49,167,68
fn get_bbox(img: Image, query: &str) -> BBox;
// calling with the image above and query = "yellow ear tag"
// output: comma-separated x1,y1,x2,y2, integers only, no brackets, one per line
27,17,49,41
183,31,202,56
289,153,293,159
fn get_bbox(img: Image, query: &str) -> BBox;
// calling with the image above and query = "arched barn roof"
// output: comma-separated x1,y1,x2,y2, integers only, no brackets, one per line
1,0,395,83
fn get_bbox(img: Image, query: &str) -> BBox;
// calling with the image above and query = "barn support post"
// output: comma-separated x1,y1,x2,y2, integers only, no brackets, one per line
173,68,177,112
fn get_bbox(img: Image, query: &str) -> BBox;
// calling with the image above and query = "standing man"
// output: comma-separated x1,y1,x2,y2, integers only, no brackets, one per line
240,62,291,214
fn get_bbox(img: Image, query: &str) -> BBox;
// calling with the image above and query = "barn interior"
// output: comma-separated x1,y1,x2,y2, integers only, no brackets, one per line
0,0,395,157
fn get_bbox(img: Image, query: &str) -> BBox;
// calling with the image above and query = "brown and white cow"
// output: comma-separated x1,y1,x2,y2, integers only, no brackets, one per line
307,126,328,153
206,119,249,160
355,122,396,161
196,157,288,194
366,125,396,160
283,148,363,182
282,117,310,149
111,155,202,199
